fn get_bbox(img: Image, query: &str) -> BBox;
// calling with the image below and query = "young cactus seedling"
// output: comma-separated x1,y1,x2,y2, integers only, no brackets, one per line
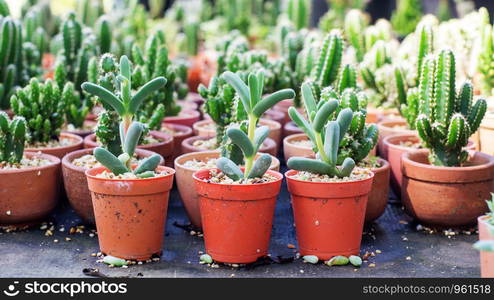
287,83,356,178
93,121,161,178
216,71,295,181
0,112,27,164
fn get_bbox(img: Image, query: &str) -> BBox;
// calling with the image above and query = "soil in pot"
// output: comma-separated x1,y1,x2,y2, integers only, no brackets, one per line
174,151,280,229
478,216,494,278
193,168,283,263
160,123,193,168
163,110,200,128
285,168,374,259
283,133,315,162
359,157,390,222
0,152,61,225
86,166,175,261
181,135,277,157
62,148,164,224
402,150,494,226
25,132,84,159
377,120,416,159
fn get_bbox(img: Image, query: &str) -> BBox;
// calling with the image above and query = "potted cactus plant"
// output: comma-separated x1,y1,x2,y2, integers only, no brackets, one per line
401,50,493,226
474,194,494,278
0,112,61,225
11,78,84,159
193,71,294,263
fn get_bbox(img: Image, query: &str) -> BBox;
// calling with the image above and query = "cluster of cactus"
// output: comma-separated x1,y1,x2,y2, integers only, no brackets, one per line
415,50,487,167
10,78,65,144
184,21,199,57
391,0,423,37
82,55,167,153
478,8,494,96
215,32,249,75
94,121,162,178
217,71,295,178
287,0,310,30
198,76,235,147
21,0,60,37
0,112,26,164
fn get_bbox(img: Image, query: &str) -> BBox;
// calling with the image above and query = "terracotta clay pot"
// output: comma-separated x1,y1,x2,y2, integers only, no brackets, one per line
187,55,202,93
401,150,494,226
160,123,193,168
185,92,205,107
263,109,285,127
365,159,390,222
163,110,200,128
283,121,303,138
86,166,175,260
62,120,97,138
286,170,374,260
193,168,283,263
478,216,494,278
25,132,84,159
174,151,280,229
178,100,198,112
283,133,315,162
181,135,277,157
62,148,164,224
385,134,477,196
480,112,494,156
84,131,174,165
273,99,294,124
0,152,61,225
377,120,415,159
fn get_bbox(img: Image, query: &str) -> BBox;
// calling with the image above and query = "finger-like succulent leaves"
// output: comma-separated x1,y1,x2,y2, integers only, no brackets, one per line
94,147,129,175
216,157,243,181
227,127,254,158
247,154,272,179
123,122,143,157
253,126,270,152
133,154,161,175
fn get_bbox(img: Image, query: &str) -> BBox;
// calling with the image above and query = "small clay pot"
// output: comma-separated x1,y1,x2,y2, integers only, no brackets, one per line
178,101,198,112
86,166,175,261
365,159,390,222
263,109,285,127
164,110,200,128
62,120,97,138
401,150,494,226
283,121,303,138
174,151,280,229
84,131,174,165
25,132,84,159
377,120,415,159
181,135,277,156
160,123,193,168
185,92,205,107
0,152,61,225
193,168,283,263
478,216,494,278
62,148,164,224
283,133,315,162
480,112,494,156
273,99,294,124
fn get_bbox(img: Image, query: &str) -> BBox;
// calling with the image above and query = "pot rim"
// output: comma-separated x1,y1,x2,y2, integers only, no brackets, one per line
383,133,420,151
283,133,312,150
85,131,173,147
403,149,494,172
160,123,193,137
377,119,414,131
85,165,175,182
182,135,275,149
174,151,280,172
368,157,389,172
193,118,281,132
0,151,60,174
192,167,283,187
164,109,200,121
25,132,83,151
284,169,375,185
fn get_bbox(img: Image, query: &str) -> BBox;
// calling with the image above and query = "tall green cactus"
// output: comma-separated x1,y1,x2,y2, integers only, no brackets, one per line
0,112,27,164
217,0,251,35
77,0,104,26
96,16,112,55
287,0,310,30
415,50,487,167
391,0,423,37
312,31,343,90
10,78,65,144
478,8,494,96
184,21,199,57
344,9,367,63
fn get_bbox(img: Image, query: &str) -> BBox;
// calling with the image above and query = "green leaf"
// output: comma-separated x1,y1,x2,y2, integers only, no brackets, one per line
134,154,161,174
301,82,317,116
253,126,270,152
82,82,125,115
93,147,129,175
313,100,338,133
123,122,143,157
129,77,167,115
216,157,244,181
287,157,333,175
222,71,251,113
247,154,272,179
252,89,295,118
324,121,340,166
227,127,254,158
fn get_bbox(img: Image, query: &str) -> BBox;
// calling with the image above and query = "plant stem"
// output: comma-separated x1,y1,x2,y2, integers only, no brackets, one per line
314,132,329,163
122,115,133,136
244,114,257,176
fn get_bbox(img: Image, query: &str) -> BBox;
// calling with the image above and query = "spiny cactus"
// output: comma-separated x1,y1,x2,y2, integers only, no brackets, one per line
62,81,92,129
93,121,162,178
0,112,27,164
10,78,65,144
287,83,356,178
23,9,48,63
391,0,423,37
344,9,367,63
217,0,251,35
415,50,487,167
184,21,199,57
312,31,344,90
96,16,112,55
198,76,235,147
287,0,310,30
77,0,104,26
478,8,494,96
219,70,295,176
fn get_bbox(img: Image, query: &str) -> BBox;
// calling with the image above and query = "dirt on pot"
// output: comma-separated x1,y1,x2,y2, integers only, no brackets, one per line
288,168,372,183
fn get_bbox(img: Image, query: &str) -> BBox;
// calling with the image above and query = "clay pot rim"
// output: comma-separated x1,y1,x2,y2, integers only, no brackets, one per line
164,109,200,121
62,148,163,173
161,123,193,138
370,158,389,172
182,135,275,150
85,131,173,147
0,152,60,174
284,169,375,185
377,119,415,131
383,133,420,151
403,149,494,173
192,167,283,187
25,132,83,152
283,133,311,150
85,165,175,182
174,150,280,172
193,118,281,132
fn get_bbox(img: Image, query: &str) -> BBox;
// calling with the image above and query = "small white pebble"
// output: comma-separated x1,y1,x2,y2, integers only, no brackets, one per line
406,256,411,261
6,210,11,215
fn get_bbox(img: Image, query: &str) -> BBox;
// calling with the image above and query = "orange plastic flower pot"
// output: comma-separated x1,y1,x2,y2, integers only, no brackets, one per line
86,166,175,261
193,168,283,264
285,170,374,260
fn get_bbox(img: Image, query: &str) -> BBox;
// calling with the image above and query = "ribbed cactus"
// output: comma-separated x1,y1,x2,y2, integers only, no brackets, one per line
10,78,65,144
198,76,235,147
61,81,92,129
287,0,310,30
23,9,48,64
219,70,295,177
391,0,423,37
344,9,367,63
0,112,27,164
77,0,104,26
415,50,487,167
217,0,251,35
93,121,161,178
312,31,343,90
96,16,112,55
478,8,494,96
184,21,199,57
287,83,356,178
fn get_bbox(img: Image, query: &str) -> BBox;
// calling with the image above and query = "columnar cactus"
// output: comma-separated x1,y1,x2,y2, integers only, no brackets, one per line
478,8,494,96
77,0,104,26
94,121,161,178
10,78,65,144
415,50,487,166
62,81,92,129
344,9,367,63
217,0,251,35
184,21,199,57
287,0,310,30
312,31,344,90
0,112,27,164
96,16,112,55
391,0,423,37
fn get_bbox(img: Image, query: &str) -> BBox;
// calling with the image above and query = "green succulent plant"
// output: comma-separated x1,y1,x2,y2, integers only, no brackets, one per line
478,8,494,97
319,0,368,31
217,70,295,180
217,0,251,35
344,9,367,63
0,112,27,164
311,31,344,93
391,0,423,37
10,78,65,144
287,0,310,30
415,50,487,167
77,0,104,26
